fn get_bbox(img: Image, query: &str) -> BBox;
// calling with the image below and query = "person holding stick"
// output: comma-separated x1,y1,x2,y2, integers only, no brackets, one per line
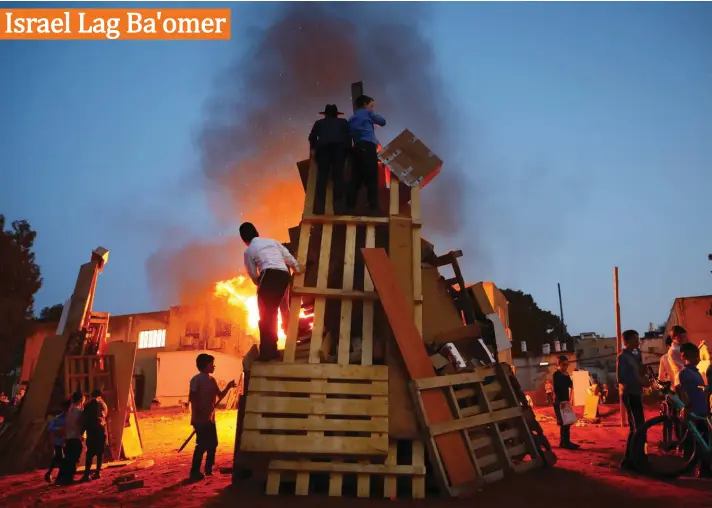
188,353,235,481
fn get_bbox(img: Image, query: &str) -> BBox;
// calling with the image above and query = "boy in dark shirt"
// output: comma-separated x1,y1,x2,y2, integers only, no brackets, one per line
617,329,649,470
553,355,580,450
679,342,711,478
189,353,235,480
81,389,108,481
346,95,386,215
308,104,351,215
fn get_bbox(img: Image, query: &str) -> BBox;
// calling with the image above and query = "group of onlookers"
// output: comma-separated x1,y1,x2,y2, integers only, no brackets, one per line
45,389,109,485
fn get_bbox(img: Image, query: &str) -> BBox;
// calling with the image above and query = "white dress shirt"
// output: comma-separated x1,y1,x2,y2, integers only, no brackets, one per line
243,237,298,285
658,353,672,382
667,343,685,387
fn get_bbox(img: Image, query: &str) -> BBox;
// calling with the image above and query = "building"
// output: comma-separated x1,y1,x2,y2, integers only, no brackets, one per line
511,350,577,404
665,295,712,346
573,333,617,385
21,300,257,409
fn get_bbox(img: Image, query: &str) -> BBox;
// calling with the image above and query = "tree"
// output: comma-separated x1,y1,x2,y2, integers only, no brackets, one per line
38,303,64,322
501,288,570,354
0,215,42,375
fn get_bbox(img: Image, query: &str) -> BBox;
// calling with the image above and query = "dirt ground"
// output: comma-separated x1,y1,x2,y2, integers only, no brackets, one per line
0,405,710,508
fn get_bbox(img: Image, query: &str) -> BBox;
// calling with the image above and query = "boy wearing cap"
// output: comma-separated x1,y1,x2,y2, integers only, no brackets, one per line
308,104,351,214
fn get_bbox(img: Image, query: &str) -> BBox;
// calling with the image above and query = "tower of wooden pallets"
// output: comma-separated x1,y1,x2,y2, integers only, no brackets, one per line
232,82,553,499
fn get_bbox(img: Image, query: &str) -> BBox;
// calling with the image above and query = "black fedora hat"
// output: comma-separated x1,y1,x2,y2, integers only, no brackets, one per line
319,104,344,116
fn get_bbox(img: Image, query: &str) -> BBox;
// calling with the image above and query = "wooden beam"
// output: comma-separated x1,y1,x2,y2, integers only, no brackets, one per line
351,81,364,113
361,248,478,488
430,324,482,346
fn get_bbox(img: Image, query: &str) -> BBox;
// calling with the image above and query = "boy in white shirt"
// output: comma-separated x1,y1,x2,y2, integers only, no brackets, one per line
667,325,688,387
240,222,302,361
658,336,673,382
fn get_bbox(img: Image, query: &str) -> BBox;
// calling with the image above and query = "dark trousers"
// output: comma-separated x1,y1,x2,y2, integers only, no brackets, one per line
56,438,83,483
47,445,64,473
553,400,572,445
257,269,291,356
622,393,646,465
346,141,379,209
84,430,106,474
314,144,347,214
191,422,218,474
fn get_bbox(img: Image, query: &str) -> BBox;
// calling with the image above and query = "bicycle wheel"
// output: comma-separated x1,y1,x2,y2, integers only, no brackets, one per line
632,415,698,478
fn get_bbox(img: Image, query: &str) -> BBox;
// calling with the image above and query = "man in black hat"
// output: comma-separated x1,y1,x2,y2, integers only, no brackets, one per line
308,104,350,214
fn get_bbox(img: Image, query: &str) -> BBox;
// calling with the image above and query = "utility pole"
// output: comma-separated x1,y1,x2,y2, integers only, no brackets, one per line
557,283,566,348
614,267,625,427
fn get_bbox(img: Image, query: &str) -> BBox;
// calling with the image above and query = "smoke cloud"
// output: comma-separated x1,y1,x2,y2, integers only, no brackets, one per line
147,2,475,306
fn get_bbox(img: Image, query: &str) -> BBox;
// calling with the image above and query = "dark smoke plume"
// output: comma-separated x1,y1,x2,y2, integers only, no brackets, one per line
147,2,475,306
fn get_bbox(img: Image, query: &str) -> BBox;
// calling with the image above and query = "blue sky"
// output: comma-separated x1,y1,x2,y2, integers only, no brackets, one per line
2,2,711,337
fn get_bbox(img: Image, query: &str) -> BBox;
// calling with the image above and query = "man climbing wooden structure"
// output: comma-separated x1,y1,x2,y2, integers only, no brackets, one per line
232,81,553,499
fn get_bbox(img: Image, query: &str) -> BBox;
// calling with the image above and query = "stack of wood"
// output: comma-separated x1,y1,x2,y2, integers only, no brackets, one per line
232,83,554,499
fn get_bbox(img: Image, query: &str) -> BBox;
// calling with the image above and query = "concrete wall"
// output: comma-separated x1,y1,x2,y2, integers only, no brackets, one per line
666,296,712,347
512,351,577,403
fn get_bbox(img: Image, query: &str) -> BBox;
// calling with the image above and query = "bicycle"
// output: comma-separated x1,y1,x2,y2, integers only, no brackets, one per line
631,378,711,478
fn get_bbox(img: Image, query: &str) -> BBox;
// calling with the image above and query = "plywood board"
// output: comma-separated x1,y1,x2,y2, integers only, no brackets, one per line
422,266,466,344
361,248,478,488
107,341,139,460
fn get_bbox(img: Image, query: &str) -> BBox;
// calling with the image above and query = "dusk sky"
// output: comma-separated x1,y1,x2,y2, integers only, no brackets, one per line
2,2,710,338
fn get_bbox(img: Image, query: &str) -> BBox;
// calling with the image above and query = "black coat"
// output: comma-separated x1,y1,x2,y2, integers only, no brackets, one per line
308,117,350,150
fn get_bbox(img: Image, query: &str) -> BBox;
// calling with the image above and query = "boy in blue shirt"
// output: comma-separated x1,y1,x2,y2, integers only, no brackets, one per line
679,342,711,478
45,399,70,483
346,95,386,215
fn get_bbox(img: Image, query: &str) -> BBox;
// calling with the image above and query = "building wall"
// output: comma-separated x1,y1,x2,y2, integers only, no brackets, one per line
666,296,712,347
574,335,617,385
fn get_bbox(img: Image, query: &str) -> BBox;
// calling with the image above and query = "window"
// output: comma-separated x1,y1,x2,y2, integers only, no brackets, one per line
215,318,232,338
185,321,200,339
138,329,166,349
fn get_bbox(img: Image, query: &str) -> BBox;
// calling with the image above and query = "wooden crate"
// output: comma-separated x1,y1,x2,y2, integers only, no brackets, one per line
266,439,426,498
411,363,544,497
241,363,389,456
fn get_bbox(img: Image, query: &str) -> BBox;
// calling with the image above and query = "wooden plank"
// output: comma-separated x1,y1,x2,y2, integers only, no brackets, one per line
361,225,376,366
245,396,388,416
248,378,388,396
240,433,387,455
250,362,388,381
431,324,483,346
292,287,377,300
429,406,523,437
410,187,423,335
269,460,425,476
284,222,313,363
106,341,138,461
414,368,497,390
244,414,388,433
338,224,357,365
302,214,389,225
361,247,478,488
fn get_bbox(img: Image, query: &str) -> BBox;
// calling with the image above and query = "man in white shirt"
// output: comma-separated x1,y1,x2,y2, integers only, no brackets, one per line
240,222,302,361
658,336,673,382
667,325,689,388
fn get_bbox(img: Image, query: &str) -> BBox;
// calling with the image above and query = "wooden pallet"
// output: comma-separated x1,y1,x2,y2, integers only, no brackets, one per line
282,158,384,367
266,439,425,498
411,363,544,497
242,363,388,455
64,354,116,408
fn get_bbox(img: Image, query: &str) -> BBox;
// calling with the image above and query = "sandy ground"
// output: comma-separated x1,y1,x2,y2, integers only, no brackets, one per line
0,405,710,508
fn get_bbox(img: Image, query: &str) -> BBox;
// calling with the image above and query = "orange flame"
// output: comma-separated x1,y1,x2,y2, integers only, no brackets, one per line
214,275,311,351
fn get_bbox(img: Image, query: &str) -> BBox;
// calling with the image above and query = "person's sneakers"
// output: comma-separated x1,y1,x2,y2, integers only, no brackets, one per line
189,471,205,481
91,472,101,480
44,472,53,483
560,442,581,450
204,470,214,477
619,460,636,471
79,474,91,483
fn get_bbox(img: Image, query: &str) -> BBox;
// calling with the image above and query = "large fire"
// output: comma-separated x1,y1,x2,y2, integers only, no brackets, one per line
214,275,311,350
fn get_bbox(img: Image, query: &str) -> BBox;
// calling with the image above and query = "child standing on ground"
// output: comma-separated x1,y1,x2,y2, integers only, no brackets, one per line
81,389,108,481
679,343,711,478
617,329,649,470
189,353,236,481
45,399,70,483
553,355,580,450
56,391,85,485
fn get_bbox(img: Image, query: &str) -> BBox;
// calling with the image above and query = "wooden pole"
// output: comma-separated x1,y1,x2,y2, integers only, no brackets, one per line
614,266,625,427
